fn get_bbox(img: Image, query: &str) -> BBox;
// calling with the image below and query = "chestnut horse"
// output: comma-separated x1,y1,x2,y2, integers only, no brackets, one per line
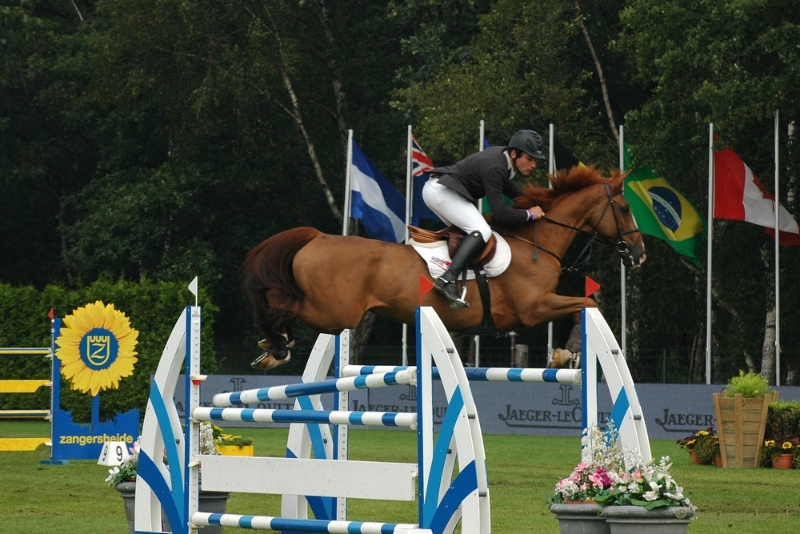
242,166,646,370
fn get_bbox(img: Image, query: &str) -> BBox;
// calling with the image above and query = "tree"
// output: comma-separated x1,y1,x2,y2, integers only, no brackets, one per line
618,0,800,383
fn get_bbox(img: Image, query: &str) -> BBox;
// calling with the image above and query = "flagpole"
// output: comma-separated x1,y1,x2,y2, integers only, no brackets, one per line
547,123,554,363
402,126,414,367
475,120,486,367
706,124,714,384
343,130,354,237
774,110,780,386
619,125,626,358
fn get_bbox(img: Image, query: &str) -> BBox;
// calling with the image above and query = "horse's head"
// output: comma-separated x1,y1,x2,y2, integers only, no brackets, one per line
536,167,645,267
594,172,646,267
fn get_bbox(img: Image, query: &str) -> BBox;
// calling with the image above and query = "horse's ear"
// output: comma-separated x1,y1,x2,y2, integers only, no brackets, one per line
609,170,627,193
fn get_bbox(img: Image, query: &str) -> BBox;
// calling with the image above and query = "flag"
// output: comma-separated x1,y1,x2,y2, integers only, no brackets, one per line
350,140,406,242
585,276,600,297
410,136,442,226
553,137,580,171
714,146,800,245
419,275,434,305
624,166,705,266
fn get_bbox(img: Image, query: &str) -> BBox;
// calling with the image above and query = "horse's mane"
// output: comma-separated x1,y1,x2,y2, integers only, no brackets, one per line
512,165,627,211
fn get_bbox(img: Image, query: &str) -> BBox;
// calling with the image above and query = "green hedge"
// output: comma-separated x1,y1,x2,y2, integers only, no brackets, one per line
0,279,217,421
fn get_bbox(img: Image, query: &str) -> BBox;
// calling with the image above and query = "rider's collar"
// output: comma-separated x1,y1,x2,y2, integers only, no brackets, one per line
504,151,517,180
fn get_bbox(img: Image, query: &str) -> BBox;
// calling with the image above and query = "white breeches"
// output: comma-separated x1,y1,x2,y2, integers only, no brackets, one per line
422,178,492,241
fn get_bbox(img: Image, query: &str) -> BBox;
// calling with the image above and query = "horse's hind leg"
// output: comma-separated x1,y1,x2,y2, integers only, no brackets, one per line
251,323,296,372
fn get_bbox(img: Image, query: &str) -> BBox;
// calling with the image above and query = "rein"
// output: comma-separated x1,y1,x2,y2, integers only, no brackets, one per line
502,182,641,272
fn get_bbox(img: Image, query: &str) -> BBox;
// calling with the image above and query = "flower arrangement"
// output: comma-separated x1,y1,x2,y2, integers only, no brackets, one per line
548,424,633,504
106,423,219,487
549,424,695,512
761,437,799,467
105,439,140,486
760,400,800,468
211,424,254,449
594,456,694,511
677,427,719,464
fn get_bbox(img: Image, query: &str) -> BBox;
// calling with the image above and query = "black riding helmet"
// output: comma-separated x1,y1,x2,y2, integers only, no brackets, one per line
508,130,546,160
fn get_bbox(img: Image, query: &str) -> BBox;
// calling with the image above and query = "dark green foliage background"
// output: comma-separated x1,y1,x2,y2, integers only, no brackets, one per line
0,280,217,420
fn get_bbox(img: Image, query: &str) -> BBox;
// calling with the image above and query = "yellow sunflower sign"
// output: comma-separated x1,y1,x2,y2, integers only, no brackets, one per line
55,301,139,396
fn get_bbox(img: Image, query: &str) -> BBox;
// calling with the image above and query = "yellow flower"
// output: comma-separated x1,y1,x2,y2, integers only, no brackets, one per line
697,431,709,436
765,440,776,447
55,301,138,396
781,442,793,450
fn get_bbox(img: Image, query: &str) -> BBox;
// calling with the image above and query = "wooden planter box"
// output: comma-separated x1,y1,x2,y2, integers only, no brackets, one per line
216,444,254,456
713,391,778,468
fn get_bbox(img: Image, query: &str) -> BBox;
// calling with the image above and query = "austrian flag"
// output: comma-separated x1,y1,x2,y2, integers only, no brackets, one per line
714,147,800,245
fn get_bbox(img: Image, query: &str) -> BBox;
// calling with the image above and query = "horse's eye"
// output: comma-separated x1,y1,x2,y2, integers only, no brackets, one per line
621,206,630,215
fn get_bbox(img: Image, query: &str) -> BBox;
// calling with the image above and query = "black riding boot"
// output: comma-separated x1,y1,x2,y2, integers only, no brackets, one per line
434,231,486,309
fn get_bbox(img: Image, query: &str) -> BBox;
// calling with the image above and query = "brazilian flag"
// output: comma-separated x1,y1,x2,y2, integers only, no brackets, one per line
624,166,705,268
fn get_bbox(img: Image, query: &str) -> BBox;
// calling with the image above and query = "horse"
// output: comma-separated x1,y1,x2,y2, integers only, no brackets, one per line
242,165,646,371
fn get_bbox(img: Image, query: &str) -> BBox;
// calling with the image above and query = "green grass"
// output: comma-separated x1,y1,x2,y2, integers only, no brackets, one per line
1,421,799,533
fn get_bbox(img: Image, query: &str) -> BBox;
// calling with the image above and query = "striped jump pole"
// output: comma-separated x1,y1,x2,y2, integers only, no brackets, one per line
212,369,416,407
342,365,581,385
191,512,429,533
192,407,417,428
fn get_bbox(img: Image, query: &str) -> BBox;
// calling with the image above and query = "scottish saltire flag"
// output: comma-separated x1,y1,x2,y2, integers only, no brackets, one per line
350,141,406,242
624,166,705,267
410,136,442,226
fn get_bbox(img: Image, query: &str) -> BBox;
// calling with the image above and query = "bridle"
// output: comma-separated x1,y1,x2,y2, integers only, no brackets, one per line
501,182,641,271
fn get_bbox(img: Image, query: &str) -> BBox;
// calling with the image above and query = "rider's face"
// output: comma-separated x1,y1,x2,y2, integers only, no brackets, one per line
513,151,538,175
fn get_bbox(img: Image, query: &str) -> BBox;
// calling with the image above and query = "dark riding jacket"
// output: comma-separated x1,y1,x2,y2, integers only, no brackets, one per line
430,146,529,226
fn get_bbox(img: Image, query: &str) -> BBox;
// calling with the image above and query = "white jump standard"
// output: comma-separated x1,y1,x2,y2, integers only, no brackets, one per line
133,292,650,534
134,304,489,534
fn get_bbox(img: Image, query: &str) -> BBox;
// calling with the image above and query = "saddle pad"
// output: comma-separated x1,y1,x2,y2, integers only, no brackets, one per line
410,231,512,280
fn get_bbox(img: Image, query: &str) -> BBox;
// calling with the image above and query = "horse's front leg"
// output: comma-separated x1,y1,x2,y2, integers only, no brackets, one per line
527,293,597,369
526,293,597,325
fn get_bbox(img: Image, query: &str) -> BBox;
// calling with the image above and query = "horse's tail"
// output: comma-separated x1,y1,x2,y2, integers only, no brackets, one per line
241,227,322,336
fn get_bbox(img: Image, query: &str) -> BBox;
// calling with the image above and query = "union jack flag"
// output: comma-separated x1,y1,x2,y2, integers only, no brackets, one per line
411,136,434,177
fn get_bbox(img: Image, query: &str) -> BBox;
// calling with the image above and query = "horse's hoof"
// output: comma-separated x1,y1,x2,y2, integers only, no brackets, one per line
549,348,581,369
250,351,291,371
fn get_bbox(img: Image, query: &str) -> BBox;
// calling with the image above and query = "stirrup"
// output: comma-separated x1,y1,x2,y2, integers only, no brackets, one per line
434,278,469,309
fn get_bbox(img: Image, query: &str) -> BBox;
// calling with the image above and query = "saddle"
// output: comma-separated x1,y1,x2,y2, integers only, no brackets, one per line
408,224,500,338
407,225,498,264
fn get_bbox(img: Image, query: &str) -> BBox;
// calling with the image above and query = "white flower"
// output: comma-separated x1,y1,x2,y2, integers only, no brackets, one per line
643,490,660,501
105,466,120,484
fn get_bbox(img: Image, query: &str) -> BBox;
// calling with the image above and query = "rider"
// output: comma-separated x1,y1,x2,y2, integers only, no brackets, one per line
422,129,547,308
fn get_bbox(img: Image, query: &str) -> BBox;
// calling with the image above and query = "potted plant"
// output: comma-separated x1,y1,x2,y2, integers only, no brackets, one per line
761,438,797,469
547,425,624,534
107,423,230,534
712,371,778,468
595,456,696,533
211,423,255,456
549,424,696,534
677,428,715,465
692,430,721,466
760,400,800,469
